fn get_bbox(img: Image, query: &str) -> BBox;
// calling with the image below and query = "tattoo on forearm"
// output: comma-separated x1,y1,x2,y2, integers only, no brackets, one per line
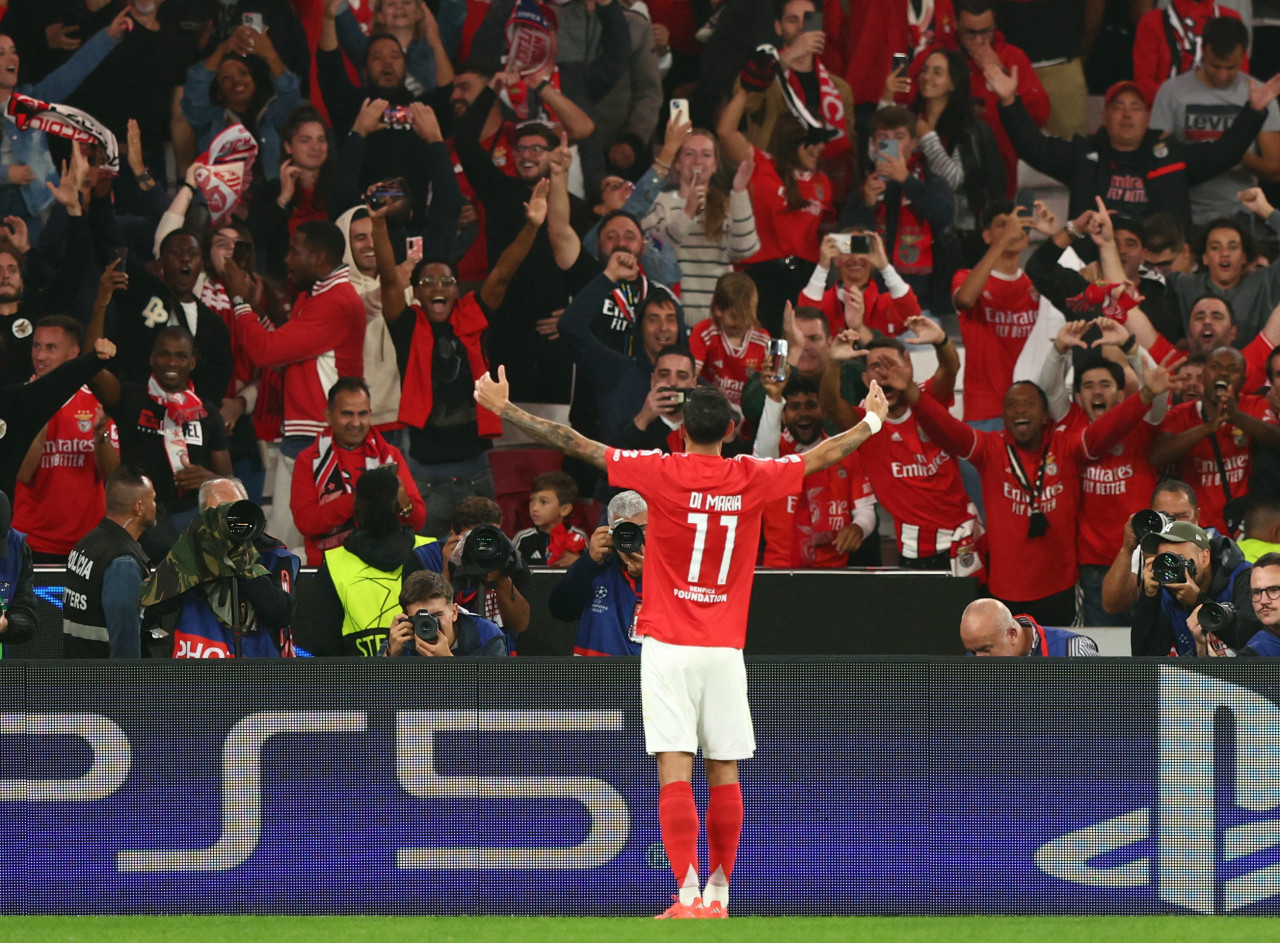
501,405,607,468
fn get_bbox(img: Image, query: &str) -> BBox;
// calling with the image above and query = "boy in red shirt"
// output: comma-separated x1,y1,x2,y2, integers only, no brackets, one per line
953,200,1041,425
475,366,889,918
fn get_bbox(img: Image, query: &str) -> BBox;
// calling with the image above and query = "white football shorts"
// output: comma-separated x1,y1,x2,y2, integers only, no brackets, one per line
639,635,755,760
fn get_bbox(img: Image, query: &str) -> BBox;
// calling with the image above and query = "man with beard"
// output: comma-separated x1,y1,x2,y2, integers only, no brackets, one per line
62,464,156,659
445,60,595,283
904,363,1170,626
369,180,548,536
755,372,878,568
455,75,596,402
1152,346,1280,535
1031,319,1170,626
318,6,450,226
111,229,234,407
11,316,119,564
336,206,402,431
92,327,233,561
558,254,687,446
819,317,975,573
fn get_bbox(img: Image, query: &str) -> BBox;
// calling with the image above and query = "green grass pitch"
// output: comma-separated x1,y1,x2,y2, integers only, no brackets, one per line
0,916,1273,943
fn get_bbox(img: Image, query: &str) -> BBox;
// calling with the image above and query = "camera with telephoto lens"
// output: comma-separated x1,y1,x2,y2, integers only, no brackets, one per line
1132,509,1174,543
1198,600,1237,635
221,500,265,546
611,520,645,554
1152,551,1198,585
453,523,519,582
410,609,440,643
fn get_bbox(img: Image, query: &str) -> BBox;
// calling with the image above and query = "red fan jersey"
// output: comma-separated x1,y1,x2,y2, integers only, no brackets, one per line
690,319,771,406
953,267,1040,421
742,147,833,265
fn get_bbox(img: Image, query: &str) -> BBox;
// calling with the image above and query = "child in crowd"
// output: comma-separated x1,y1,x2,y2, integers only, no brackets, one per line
514,471,588,567
690,273,772,407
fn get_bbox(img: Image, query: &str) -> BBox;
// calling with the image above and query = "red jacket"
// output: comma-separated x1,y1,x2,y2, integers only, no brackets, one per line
234,266,366,439
800,278,923,340
1133,1,1248,108
290,429,427,566
912,32,1050,199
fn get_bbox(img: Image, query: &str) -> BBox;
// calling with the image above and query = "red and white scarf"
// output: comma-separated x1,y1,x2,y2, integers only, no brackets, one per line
310,427,401,551
907,0,936,57
768,44,849,156
147,376,207,476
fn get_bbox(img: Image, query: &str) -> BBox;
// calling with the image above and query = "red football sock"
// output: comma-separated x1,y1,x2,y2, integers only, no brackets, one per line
658,781,701,901
705,782,743,896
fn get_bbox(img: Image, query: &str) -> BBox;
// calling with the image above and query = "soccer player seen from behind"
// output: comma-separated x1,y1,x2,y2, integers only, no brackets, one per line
475,365,890,918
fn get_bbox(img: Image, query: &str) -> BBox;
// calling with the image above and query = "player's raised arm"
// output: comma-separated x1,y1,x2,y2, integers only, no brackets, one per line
800,380,890,475
475,366,609,469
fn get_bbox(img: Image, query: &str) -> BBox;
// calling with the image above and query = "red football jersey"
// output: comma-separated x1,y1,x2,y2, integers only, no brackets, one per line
1058,404,1162,567
913,391,1149,601
606,448,806,648
761,430,875,568
742,147,833,265
850,381,971,558
12,387,116,555
690,319,771,405
1158,395,1278,533
953,268,1040,421
800,279,922,339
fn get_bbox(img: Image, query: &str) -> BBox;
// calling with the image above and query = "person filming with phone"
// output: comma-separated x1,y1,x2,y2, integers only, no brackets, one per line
381,570,507,658
840,106,954,316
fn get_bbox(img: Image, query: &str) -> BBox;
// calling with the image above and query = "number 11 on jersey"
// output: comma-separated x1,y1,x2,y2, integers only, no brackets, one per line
686,513,738,584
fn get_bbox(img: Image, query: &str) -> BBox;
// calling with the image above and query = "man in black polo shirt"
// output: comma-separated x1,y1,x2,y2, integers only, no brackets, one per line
94,327,232,559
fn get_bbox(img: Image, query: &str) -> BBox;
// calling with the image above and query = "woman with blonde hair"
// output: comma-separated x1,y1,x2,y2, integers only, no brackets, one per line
641,128,760,326
690,272,772,407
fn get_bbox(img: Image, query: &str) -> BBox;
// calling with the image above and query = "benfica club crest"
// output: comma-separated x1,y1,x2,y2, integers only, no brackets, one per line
506,0,556,77
1045,452,1058,477
77,412,93,433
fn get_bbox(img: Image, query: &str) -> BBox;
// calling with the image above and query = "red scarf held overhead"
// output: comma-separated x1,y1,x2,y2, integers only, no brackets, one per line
777,55,849,158
397,293,502,437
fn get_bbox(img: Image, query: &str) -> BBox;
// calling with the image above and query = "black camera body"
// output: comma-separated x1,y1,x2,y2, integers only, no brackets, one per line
222,499,265,546
1199,600,1237,634
1153,551,1198,585
1133,509,1173,544
611,520,645,554
454,523,519,581
410,609,441,643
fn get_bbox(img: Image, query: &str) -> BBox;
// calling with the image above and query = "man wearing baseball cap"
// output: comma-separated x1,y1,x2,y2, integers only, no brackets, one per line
978,51,1280,235
1131,517,1259,655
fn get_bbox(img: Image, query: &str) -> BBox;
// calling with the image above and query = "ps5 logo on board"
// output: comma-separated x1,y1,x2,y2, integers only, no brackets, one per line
1035,666,1280,914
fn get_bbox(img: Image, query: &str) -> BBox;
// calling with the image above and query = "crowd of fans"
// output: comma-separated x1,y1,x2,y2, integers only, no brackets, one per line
4,0,1280,661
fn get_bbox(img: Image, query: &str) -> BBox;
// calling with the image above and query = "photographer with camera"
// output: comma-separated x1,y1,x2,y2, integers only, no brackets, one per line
1131,518,1259,656
1101,479,1202,619
548,490,647,657
141,478,299,659
381,570,507,658
412,496,531,653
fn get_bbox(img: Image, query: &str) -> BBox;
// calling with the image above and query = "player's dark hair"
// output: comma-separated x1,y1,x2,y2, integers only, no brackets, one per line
682,385,735,444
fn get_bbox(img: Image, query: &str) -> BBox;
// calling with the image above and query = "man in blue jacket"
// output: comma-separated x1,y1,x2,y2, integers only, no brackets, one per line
382,569,507,657
548,490,645,657
960,597,1100,656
